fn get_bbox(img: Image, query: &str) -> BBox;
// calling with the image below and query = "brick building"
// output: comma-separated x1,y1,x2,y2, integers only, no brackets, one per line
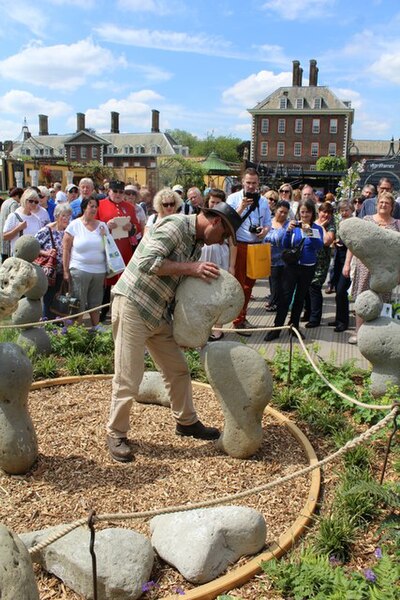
248,59,354,171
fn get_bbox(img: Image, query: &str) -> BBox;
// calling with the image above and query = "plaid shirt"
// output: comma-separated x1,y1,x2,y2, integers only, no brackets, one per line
113,214,202,330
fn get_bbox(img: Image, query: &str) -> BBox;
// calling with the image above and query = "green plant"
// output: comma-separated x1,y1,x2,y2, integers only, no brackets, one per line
86,353,114,374
296,396,347,435
65,353,91,376
333,429,373,470
31,354,59,380
272,386,301,411
313,513,356,562
0,325,19,344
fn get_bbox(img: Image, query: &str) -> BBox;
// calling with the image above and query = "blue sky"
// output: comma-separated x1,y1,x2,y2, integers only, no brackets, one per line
0,0,399,143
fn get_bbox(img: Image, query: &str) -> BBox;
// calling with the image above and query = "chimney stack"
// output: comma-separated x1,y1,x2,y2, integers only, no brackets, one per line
38,114,49,136
309,59,319,86
151,109,160,133
298,67,303,86
76,112,85,132
110,111,120,134
292,60,300,86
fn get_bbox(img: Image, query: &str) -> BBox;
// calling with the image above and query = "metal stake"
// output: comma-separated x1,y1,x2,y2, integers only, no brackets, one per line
88,510,98,600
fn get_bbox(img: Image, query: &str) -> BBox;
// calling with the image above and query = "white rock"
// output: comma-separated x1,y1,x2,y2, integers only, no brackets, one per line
150,506,266,584
0,258,37,319
0,524,39,600
137,371,171,407
173,270,244,348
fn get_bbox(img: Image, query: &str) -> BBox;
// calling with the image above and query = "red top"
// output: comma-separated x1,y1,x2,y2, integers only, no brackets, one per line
96,198,141,286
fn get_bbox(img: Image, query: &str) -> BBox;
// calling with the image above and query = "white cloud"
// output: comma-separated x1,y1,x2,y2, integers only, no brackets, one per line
95,25,239,58
74,91,164,132
261,0,335,21
369,51,400,84
117,0,183,14
0,39,127,91
0,90,71,118
222,70,292,109
332,88,362,110
0,0,47,37
133,64,173,82
48,0,95,7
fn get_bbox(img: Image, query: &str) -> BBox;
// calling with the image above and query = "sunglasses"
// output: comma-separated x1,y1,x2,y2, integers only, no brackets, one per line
354,199,363,204
125,191,136,196
28,199,40,204
112,189,125,194
162,202,175,208
68,189,78,194
280,189,291,193
38,194,45,199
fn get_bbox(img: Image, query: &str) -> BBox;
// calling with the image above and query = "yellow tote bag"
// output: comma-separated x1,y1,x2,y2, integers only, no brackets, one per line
246,243,271,279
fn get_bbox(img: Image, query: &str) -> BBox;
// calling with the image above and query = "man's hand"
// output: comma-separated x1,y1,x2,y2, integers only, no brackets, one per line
189,261,220,282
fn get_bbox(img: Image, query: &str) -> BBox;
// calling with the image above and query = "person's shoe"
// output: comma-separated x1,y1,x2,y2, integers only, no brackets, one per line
325,286,334,294
305,322,319,329
348,335,357,345
264,329,280,342
328,321,338,327
107,436,134,462
233,321,252,337
334,323,347,333
300,314,310,322
176,420,220,440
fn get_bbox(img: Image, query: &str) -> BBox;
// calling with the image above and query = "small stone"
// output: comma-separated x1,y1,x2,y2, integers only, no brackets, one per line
0,524,39,600
354,290,382,322
13,235,41,263
24,263,49,300
12,297,43,325
18,327,52,356
137,371,171,407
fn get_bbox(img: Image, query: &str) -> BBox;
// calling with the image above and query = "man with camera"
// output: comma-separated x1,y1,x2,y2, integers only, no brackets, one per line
227,168,271,335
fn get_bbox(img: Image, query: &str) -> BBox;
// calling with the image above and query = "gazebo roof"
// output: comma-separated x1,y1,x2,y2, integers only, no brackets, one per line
201,152,233,174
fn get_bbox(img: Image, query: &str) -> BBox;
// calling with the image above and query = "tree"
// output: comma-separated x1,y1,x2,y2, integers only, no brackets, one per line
157,155,206,190
165,129,199,151
316,156,347,172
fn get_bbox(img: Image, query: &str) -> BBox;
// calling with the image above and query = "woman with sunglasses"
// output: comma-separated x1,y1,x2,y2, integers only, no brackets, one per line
144,188,183,234
2,188,43,255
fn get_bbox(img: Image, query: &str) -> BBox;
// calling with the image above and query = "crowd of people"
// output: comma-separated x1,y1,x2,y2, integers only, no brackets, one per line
1,172,399,461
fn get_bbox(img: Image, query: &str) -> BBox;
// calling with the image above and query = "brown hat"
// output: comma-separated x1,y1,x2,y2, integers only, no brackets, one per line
200,203,242,245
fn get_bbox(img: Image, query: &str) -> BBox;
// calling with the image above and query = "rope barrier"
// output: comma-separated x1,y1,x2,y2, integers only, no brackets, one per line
28,405,398,556
0,303,111,329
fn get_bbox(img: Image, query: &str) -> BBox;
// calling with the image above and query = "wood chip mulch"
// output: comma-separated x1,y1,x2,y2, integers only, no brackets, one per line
0,380,315,599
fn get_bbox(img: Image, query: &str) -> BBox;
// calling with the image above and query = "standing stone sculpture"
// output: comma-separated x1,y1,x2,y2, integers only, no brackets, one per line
201,341,273,458
340,218,400,396
0,524,39,600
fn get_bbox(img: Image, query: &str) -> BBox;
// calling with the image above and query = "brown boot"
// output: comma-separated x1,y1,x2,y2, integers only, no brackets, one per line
107,436,134,462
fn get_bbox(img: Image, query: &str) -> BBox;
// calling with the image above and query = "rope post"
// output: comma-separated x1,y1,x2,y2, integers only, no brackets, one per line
379,404,399,485
87,510,98,600
287,325,294,386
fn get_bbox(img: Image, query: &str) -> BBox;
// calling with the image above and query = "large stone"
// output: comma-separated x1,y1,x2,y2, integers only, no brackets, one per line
12,297,43,325
0,258,37,319
173,270,244,348
339,217,400,293
0,342,38,474
18,327,52,356
137,371,171,407
358,317,400,396
150,506,266,584
21,525,154,600
0,524,39,600
24,263,49,300
13,235,40,263
201,341,272,458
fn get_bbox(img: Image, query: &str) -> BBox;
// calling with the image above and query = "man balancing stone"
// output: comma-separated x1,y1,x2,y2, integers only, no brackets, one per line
106,202,242,462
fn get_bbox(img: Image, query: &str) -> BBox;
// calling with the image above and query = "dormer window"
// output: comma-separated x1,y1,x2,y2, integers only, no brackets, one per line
135,145,145,154
295,98,304,109
279,96,288,109
314,97,322,109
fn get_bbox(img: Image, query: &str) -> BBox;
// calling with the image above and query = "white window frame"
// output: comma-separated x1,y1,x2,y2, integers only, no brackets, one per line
92,147,98,159
70,146,76,159
278,118,286,134
328,142,337,156
295,98,304,109
312,119,320,134
311,142,319,157
293,142,302,157
260,141,268,156
279,96,287,109
330,119,338,134
277,141,285,157
295,118,303,134
314,97,322,109
81,147,87,160
261,118,269,133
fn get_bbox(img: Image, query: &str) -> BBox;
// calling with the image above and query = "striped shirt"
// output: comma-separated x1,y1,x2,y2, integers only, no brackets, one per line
113,213,202,330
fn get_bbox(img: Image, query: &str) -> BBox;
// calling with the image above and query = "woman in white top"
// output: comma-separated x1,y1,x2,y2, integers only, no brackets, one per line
63,196,107,330
3,188,43,255
144,188,183,235
200,188,237,341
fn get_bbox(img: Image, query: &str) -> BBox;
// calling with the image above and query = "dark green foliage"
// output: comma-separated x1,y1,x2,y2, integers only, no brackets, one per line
313,514,356,562
30,354,59,380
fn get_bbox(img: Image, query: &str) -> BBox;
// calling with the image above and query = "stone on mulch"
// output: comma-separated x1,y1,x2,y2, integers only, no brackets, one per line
0,524,39,600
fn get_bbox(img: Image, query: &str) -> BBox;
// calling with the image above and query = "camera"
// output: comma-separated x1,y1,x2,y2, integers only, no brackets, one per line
245,191,260,204
249,224,262,234
294,221,302,227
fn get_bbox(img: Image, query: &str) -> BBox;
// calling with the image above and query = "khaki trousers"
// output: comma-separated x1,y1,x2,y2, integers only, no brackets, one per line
107,294,197,438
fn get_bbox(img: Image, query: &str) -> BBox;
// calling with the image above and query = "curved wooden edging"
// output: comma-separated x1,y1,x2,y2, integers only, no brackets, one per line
30,376,321,600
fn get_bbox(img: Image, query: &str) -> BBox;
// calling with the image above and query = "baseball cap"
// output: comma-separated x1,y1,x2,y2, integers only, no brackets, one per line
200,203,242,245
172,184,184,194
124,184,138,193
66,183,79,193
109,180,125,191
